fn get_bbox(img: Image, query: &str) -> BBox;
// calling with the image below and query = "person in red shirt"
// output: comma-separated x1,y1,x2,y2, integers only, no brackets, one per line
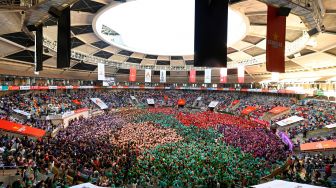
325,163,332,179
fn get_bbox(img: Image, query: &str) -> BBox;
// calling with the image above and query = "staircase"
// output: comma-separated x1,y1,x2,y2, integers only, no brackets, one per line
192,99,199,108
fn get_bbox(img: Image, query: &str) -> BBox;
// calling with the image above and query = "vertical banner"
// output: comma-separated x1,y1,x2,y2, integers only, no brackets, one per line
204,68,211,83
266,5,286,73
145,69,151,83
160,70,166,83
220,68,227,83
189,69,196,83
129,67,136,82
237,64,245,83
98,63,105,80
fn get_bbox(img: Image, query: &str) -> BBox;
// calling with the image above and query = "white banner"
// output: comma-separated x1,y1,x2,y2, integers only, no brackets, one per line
238,64,245,83
130,96,136,100
208,101,219,108
326,123,336,129
220,68,227,83
276,115,304,126
103,77,115,86
204,69,211,83
145,69,151,83
98,63,105,80
90,98,108,109
62,111,75,118
271,72,280,82
46,114,62,120
71,183,106,188
196,97,202,101
147,99,155,104
147,98,155,105
160,70,166,83
19,86,30,90
48,86,57,90
252,180,324,188
13,109,31,119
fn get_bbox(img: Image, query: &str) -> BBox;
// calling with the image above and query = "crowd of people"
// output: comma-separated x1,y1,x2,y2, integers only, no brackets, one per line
176,111,266,129
110,122,183,152
0,89,335,187
274,100,336,139
219,125,288,162
279,153,336,187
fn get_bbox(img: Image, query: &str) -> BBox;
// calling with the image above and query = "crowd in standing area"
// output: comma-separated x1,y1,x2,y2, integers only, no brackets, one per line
0,90,335,187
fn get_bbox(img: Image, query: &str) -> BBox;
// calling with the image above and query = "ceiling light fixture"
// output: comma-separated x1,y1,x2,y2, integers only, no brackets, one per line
93,0,250,56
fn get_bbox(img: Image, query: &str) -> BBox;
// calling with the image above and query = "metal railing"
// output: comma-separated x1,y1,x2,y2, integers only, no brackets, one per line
257,0,324,32
42,31,309,71
0,0,40,9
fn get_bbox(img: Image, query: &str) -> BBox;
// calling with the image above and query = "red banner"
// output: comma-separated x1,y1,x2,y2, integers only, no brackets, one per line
240,88,248,92
231,100,240,106
72,99,81,105
177,99,186,106
300,140,336,151
237,65,244,83
9,86,20,90
262,89,269,93
266,5,286,73
241,106,257,115
129,67,136,82
189,69,196,83
38,86,49,90
251,118,270,127
57,86,66,89
0,119,46,138
220,68,227,83
269,106,289,114
74,108,88,114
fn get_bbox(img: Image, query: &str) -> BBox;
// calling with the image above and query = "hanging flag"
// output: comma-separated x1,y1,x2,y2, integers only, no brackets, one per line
266,5,286,73
204,68,211,83
129,67,136,82
220,68,227,83
271,72,280,82
98,63,105,80
145,69,151,83
237,64,245,83
160,70,166,83
189,69,196,83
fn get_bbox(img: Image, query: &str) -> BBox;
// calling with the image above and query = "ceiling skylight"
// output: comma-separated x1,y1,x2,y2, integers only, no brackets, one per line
93,0,250,56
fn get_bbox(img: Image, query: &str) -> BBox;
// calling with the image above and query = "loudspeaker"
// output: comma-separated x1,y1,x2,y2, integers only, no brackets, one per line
277,7,291,16
26,22,42,32
35,25,43,72
307,28,319,36
49,6,71,68
194,0,228,67
48,6,63,18
26,22,44,72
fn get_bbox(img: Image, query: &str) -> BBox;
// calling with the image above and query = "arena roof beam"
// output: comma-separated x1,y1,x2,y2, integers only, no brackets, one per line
257,0,324,32
325,9,336,15
24,0,79,31
245,11,267,16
